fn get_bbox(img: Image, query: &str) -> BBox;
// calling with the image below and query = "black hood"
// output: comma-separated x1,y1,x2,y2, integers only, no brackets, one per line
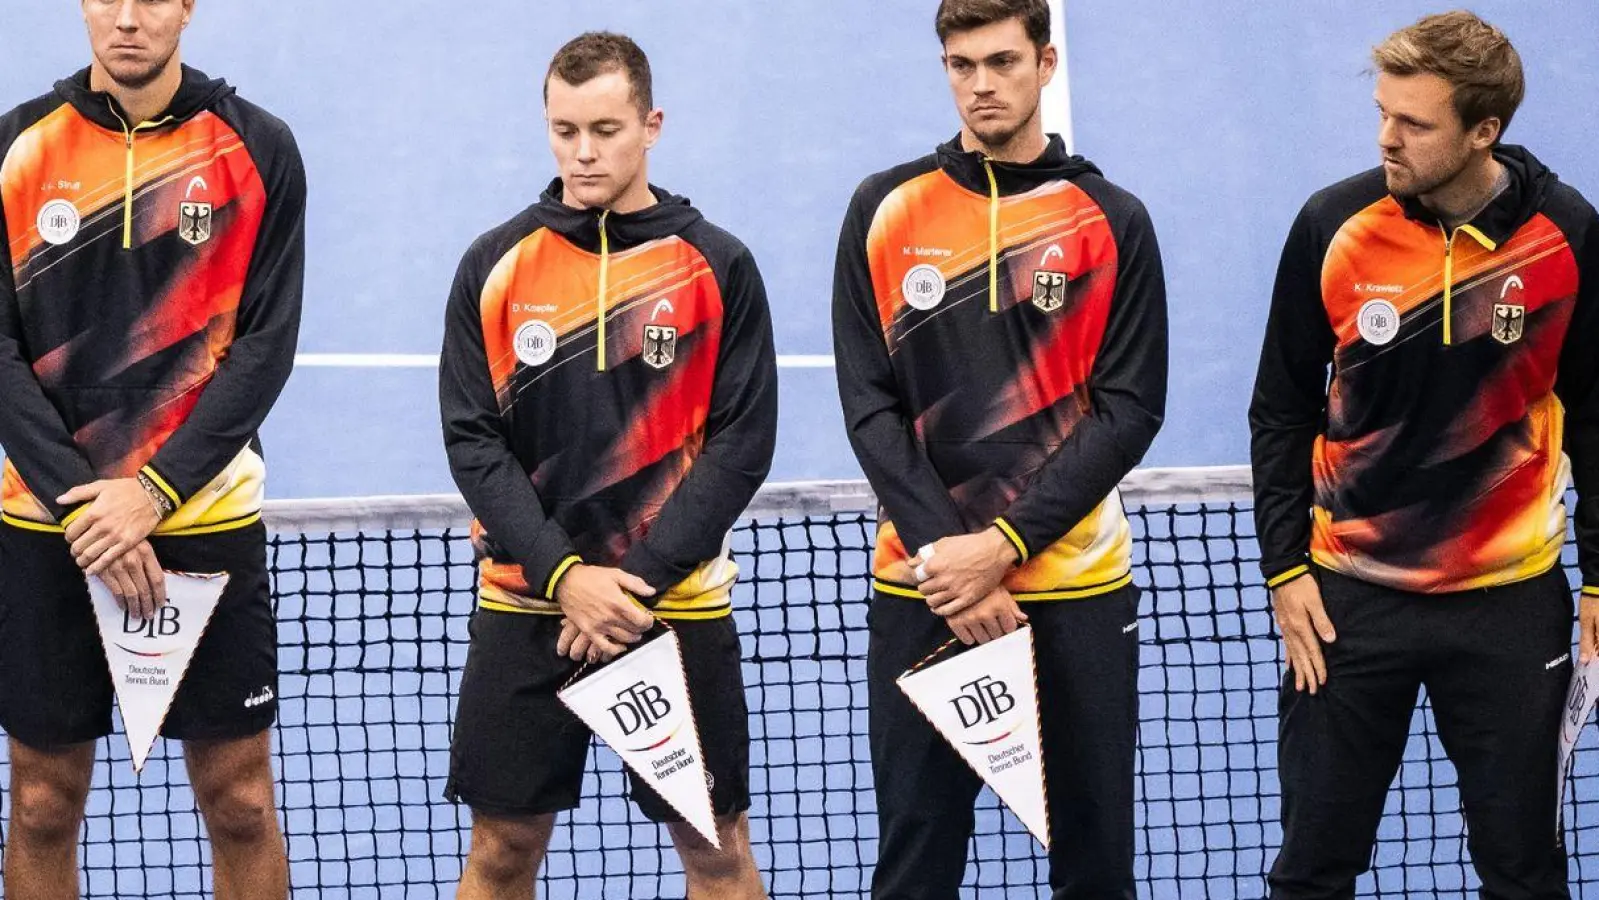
55,65,233,132
936,133,1102,196
1397,144,1557,245
534,179,704,253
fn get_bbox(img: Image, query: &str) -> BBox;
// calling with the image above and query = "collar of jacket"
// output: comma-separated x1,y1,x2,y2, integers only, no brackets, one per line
934,132,1102,196
1395,144,1556,247
534,179,704,253
55,64,233,133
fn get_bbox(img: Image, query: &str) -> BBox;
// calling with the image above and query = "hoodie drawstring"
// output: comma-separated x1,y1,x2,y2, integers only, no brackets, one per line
596,210,611,371
983,158,999,314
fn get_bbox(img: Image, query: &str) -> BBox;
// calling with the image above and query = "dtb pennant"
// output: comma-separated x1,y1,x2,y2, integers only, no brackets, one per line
89,572,228,772
557,626,720,847
897,626,1050,847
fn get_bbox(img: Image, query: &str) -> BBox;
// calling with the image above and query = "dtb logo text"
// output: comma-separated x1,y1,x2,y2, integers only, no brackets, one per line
950,675,1016,729
610,681,672,736
123,607,181,639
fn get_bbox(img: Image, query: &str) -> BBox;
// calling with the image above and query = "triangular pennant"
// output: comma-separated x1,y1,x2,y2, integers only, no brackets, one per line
1560,655,1599,827
557,628,720,847
88,572,228,772
897,625,1050,847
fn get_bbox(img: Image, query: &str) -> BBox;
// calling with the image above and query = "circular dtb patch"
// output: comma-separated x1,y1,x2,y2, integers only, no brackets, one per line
1357,299,1400,346
902,264,946,311
37,199,81,246
513,320,558,367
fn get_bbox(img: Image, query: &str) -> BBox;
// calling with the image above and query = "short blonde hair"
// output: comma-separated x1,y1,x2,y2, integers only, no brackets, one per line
1373,10,1524,134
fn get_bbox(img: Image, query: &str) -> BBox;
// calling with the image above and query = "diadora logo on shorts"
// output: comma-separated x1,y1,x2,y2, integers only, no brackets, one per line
244,686,275,709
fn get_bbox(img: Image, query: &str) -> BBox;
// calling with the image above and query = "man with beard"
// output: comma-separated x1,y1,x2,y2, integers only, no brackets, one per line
831,1,1167,896
1251,11,1599,898
0,1,305,898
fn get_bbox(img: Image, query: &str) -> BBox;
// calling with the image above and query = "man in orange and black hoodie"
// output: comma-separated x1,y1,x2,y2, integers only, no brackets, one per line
0,2,302,897
439,32,776,900
1251,13,1599,898
833,2,1166,897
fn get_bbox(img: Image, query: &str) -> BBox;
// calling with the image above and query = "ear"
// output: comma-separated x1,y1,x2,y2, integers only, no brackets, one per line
1038,42,1059,88
642,107,664,151
1470,115,1503,150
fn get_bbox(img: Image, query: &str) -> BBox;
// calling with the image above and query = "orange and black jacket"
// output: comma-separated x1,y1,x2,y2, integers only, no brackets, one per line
439,182,778,619
0,66,305,535
1251,146,1599,596
833,135,1168,601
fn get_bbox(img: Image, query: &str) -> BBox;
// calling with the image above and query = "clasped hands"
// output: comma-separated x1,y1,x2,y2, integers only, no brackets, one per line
56,478,168,619
908,526,1025,646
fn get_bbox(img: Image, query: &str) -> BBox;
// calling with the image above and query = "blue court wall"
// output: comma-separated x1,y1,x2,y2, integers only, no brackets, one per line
1,2,1596,498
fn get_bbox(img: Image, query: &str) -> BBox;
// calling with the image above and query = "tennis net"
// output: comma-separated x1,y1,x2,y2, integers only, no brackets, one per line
2,466,1596,898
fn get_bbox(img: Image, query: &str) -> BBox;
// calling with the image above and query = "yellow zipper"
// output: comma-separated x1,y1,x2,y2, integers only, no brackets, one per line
983,158,999,313
1441,226,1456,346
106,101,173,250
597,210,611,371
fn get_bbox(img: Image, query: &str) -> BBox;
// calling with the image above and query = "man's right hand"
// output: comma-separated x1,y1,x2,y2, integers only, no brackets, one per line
947,586,1028,646
553,564,656,661
1272,574,1337,695
96,540,167,622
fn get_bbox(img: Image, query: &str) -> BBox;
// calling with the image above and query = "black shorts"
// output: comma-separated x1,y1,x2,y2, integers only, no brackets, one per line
447,611,751,823
0,521,277,748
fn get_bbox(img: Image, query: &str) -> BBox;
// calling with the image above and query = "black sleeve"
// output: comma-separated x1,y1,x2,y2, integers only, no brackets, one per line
143,113,305,506
620,245,779,596
439,234,581,600
832,184,967,554
1249,203,1336,587
1558,210,1599,594
0,180,100,521
995,187,1168,559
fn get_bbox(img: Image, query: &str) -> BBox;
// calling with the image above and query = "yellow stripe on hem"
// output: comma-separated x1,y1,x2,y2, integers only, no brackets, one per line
1,513,67,533
1583,586,1599,598
872,572,1133,603
476,599,733,621
1266,565,1311,590
993,518,1030,563
140,466,182,507
2,511,263,538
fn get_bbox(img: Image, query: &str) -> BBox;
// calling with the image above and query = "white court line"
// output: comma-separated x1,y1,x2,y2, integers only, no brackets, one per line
295,353,836,369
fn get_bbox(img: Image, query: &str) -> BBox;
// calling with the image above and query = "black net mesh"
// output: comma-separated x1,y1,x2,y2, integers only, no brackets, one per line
1,486,1596,898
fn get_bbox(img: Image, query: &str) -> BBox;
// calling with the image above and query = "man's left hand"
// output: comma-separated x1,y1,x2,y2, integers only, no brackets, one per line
911,526,1020,617
59,479,163,575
